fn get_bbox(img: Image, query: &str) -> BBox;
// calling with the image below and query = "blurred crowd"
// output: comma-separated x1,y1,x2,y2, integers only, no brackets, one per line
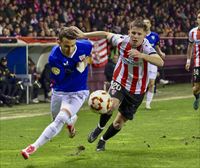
0,0,199,38
0,0,198,54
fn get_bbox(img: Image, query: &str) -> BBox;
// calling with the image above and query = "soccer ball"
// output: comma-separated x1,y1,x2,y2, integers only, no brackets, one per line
88,90,112,114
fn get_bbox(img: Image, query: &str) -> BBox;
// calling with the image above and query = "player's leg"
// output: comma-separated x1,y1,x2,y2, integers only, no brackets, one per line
61,90,89,137
50,91,77,137
88,97,119,143
51,90,63,120
193,83,200,110
192,67,200,110
21,90,89,159
146,78,155,109
146,65,157,109
21,109,72,159
88,81,123,143
96,112,127,151
146,70,157,109
96,92,145,151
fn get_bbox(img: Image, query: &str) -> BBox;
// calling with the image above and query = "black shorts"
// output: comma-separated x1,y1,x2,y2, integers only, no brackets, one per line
109,81,145,120
193,67,200,83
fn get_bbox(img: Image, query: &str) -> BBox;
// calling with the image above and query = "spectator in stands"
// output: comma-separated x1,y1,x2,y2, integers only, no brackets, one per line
0,27,17,43
0,0,199,40
165,31,175,55
185,10,200,110
174,30,187,54
28,58,41,103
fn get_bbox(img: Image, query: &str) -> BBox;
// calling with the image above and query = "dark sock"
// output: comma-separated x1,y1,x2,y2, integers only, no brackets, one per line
102,123,121,141
99,113,112,128
194,94,199,100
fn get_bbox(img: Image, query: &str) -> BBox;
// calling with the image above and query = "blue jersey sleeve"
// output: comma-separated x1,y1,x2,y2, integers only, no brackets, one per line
153,32,160,46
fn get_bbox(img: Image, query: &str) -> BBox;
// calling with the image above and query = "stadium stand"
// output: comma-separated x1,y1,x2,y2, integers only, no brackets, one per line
0,0,197,95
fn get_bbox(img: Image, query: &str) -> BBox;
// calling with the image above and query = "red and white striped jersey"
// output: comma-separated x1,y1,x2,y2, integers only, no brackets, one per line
111,34,156,94
189,27,200,67
90,38,108,67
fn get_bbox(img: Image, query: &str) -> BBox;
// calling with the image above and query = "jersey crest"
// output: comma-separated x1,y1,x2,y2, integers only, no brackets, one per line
51,67,60,75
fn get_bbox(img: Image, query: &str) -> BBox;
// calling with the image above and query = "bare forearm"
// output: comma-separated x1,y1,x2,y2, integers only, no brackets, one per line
84,31,110,38
141,54,164,67
155,46,165,59
84,31,114,41
187,43,193,60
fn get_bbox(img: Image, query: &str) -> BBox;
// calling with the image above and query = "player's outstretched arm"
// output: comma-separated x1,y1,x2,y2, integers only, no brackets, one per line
84,31,114,41
74,29,114,41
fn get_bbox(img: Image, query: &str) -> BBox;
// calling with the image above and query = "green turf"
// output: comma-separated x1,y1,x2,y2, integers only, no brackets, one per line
0,83,199,168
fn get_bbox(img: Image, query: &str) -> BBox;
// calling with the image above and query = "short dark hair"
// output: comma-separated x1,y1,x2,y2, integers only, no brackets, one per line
59,27,78,41
129,18,148,32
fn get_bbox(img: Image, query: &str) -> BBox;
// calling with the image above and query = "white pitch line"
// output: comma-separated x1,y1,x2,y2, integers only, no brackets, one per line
0,95,193,120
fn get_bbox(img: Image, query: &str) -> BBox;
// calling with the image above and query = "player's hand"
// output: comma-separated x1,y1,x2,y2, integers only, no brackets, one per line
128,49,143,58
185,63,190,71
185,59,191,71
70,26,85,38
160,52,166,60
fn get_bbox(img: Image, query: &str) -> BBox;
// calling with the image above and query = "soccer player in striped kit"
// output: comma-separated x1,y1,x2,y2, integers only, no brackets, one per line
77,18,164,151
185,10,200,110
21,26,92,159
143,18,166,109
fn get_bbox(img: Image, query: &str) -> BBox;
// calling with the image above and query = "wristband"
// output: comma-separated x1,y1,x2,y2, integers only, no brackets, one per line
186,59,191,64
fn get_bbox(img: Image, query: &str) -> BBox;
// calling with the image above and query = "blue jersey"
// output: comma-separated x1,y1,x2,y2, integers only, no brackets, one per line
49,39,92,92
146,32,160,48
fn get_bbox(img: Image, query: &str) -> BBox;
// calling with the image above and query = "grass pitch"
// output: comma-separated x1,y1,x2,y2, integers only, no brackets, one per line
0,83,199,168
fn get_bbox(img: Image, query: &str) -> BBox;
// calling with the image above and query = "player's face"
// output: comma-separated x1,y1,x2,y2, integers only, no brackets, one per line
59,37,76,57
197,13,200,26
129,27,146,47
143,19,151,31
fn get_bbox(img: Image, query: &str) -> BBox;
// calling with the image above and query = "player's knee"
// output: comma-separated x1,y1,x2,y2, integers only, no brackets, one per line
148,82,154,90
55,109,71,124
110,98,120,111
193,85,200,93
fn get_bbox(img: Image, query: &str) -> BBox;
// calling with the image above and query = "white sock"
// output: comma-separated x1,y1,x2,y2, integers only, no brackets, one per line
67,114,77,126
32,110,69,149
146,91,154,105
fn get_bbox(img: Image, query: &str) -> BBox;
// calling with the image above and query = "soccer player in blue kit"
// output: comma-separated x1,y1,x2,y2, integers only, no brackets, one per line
143,19,166,109
21,26,92,159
